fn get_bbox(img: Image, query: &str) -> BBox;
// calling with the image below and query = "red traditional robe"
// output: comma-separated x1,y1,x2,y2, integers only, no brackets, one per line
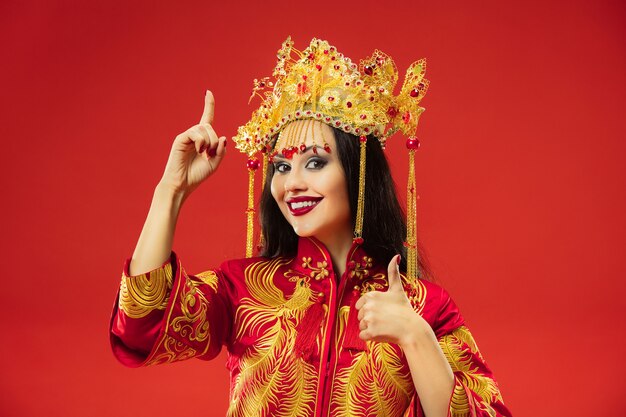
110,237,512,417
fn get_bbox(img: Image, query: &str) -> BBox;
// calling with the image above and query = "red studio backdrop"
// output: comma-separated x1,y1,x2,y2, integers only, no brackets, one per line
1,1,625,416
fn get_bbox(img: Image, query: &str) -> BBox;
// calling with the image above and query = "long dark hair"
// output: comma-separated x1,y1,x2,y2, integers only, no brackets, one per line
259,127,433,281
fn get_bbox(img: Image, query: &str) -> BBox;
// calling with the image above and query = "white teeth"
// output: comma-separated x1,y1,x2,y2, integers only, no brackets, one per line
291,200,319,210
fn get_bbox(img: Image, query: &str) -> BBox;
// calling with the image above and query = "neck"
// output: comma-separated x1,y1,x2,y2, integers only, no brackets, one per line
315,229,353,277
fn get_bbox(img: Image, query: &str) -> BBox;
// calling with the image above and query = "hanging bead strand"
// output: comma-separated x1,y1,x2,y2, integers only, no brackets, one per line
245,157,260,257
405,137,420,280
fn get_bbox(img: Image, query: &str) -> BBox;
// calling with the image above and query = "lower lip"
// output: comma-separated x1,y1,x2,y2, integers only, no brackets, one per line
288,201,320,216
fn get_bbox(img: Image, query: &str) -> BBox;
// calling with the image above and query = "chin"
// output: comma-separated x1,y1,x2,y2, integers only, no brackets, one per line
291,224,317,238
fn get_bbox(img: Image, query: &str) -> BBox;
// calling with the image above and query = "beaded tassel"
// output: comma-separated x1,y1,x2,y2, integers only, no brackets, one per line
354,136,368,242
257,151,269,251
405,137,420,280
245,158,260,258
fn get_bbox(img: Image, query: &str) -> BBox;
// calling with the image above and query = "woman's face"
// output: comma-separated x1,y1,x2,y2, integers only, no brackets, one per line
270,121,352,244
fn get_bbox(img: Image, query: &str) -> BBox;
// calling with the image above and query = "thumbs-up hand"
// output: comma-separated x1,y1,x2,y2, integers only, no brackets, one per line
160,90,228,198
355,255,431,346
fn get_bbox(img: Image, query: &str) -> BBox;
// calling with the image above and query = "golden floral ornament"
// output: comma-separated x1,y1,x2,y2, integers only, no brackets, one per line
302,256,330,281
233,36,429,156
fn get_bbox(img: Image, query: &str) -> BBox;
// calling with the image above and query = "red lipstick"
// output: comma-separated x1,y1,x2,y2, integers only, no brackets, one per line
287,196,323,216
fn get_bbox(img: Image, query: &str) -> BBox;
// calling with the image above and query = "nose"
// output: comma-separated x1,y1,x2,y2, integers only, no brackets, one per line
284,166,307,193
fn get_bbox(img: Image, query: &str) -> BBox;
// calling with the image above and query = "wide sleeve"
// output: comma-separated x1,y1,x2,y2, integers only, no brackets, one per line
109,251,234,367
434,290,512,417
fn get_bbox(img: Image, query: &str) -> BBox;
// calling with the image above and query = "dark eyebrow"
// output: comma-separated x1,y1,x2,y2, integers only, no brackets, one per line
274,145,326,159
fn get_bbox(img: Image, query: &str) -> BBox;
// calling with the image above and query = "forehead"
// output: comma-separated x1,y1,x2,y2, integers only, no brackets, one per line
275,120,335,150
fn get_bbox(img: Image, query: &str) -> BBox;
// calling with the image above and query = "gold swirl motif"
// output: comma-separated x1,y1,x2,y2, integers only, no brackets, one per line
439,326,503,416
145,334,197,366
170,270,214,344
119,263,173,319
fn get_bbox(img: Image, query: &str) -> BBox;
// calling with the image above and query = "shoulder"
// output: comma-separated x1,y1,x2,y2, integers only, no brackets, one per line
419,279,466,338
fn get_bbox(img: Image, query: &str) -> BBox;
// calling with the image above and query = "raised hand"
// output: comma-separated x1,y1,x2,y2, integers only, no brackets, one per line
159,90,228,198
355,255,432,346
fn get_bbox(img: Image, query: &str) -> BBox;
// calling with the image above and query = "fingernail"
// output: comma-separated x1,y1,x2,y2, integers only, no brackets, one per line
199,145,205,153
208,148,216,157
223,138,228,147
396,255,401,265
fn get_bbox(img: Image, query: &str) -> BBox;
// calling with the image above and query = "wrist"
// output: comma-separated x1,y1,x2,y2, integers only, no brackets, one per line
399,312,436,351
154,181,187,211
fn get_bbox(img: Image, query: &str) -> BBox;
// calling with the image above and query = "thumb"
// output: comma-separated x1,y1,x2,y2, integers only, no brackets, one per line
387,255,403,291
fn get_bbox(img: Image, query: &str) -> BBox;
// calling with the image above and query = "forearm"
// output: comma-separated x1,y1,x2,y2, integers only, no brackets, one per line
130,182,185,275
400,316,455,417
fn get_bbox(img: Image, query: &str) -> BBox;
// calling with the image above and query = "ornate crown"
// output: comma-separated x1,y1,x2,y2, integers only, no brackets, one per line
233,37,429,156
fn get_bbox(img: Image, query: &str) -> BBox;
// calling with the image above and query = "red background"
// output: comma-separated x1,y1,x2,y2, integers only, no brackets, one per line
1,1,625,416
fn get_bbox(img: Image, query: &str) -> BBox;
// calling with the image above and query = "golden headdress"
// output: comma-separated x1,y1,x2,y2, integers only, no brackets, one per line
233,37,428,281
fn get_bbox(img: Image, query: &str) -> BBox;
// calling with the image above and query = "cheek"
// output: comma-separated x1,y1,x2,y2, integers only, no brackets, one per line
270,177,283,204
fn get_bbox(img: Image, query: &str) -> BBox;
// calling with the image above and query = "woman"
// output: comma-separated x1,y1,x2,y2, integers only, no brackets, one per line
110,38,512,417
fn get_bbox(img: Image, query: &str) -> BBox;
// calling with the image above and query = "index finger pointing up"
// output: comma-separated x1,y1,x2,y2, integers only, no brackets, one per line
200,90,215,124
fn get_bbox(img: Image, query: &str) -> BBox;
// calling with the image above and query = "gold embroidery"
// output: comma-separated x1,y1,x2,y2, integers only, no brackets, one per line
349,256,373,280
449,380,471,417
439,326,503,416
196,270,219,292
302,256,330,280
228,258,317,417
331,342,414,416
119,263,173,318
405,274,427,315
145,333,197,366
169,272,213,345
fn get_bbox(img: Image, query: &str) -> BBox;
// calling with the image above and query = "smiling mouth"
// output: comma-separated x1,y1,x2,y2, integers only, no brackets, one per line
287,198,322,216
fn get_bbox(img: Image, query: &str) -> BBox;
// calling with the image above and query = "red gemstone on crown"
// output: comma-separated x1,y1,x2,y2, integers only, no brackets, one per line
360,114,367,120
335,121,341,126
247,158,260,170
406,138,420,149
316,64,322,71
346,101,352,108
410,88,420,97
387,107,398,118
359,135,367,143
328,96,335,101
364,65,374,75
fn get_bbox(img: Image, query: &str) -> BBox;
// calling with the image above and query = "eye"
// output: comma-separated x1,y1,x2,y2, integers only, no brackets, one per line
305,157,327,170
273,161,291,173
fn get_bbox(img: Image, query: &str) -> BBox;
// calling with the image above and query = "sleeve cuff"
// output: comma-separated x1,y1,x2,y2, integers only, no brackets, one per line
118,253,175,319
